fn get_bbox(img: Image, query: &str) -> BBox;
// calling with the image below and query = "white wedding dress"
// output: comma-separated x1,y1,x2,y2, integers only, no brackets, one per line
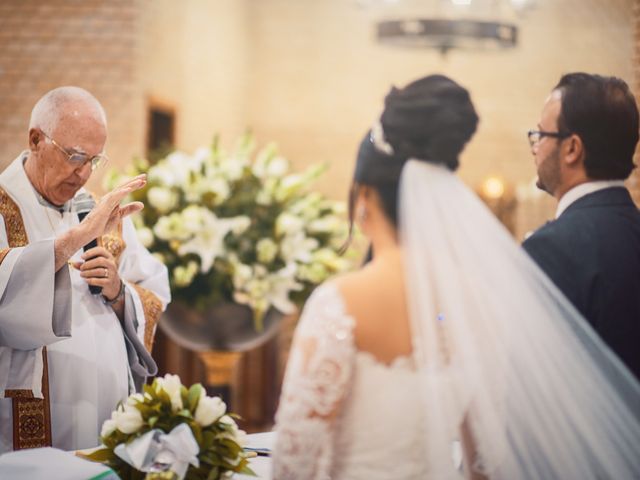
273,161,640,480
273,282,454,480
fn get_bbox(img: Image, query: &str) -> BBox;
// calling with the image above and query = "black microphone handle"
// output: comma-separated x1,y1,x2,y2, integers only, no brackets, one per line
85,237,102,295
77,211,103,295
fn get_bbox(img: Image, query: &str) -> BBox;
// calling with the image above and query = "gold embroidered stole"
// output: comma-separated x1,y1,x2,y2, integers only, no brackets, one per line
131,284,163,352
0,187,52,450
100,228,161,353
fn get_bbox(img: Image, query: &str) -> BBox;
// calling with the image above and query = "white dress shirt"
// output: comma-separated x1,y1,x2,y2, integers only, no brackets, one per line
555,180,626,219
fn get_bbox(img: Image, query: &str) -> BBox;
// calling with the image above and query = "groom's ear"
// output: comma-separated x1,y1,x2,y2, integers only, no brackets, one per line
563,134,584,168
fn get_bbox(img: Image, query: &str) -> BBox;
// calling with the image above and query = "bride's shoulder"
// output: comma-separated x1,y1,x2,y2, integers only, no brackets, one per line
332,266,381,303
305,269,368,304
301,267,385,329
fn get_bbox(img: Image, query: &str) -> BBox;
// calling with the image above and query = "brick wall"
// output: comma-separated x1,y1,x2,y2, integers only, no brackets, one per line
0,0,145,191
632,0,640,206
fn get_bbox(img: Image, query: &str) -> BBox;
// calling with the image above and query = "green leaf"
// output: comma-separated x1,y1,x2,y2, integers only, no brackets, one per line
177,408,193,418
239,464,257,476
156,387,171,406
134,404,153,417
191,423,203,445
235,131,255,158
143,384,157,400
211,135,220,155
82,448,116,463
188,383,203,411
206,466,220,480
202,430,215,450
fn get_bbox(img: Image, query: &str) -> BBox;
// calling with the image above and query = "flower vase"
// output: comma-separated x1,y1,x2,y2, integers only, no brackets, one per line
160,301,284,352
159,302,285,408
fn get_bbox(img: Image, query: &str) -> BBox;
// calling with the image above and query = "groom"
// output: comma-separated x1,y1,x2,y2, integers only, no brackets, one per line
523,73,640,380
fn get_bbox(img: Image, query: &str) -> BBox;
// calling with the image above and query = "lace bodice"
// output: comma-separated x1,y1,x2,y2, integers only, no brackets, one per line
273,283,428,479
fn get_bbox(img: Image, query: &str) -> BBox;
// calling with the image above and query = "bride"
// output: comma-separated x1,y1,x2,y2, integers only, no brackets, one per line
271,75,640,479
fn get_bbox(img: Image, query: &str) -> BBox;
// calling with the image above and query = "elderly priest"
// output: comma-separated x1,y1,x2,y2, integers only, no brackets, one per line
0,87,170,453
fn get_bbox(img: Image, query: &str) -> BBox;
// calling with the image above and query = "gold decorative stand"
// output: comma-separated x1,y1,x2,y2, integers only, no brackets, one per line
197,351,242,407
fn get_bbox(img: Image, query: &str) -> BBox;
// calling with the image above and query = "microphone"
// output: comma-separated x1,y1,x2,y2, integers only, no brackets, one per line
75,193,102,295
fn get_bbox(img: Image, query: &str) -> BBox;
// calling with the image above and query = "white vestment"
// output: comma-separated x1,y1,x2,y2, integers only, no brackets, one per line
0,154,171,452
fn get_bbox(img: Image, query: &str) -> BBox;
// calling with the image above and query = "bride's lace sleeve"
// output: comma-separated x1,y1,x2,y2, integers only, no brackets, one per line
273,283,356,480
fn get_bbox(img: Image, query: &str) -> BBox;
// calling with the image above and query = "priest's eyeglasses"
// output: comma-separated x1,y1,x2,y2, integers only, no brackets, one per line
527,129,571,148
42,131,108,171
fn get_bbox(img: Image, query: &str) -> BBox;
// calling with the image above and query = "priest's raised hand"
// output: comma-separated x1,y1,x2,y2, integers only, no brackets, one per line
53,174,146,272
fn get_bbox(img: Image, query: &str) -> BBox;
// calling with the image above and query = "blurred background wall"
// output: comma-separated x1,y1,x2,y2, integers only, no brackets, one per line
1,0,636,231
1,0,638,430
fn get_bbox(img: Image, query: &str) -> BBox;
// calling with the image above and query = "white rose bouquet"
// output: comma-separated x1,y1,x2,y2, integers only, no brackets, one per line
85,374,253,480
105,134,351,329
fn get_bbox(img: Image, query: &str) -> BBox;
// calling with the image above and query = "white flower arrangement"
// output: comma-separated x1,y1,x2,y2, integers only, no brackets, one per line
86,375,252,480
105,134,351,328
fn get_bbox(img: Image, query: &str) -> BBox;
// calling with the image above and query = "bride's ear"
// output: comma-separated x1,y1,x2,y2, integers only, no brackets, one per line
359,185,375,200
355,186,373,226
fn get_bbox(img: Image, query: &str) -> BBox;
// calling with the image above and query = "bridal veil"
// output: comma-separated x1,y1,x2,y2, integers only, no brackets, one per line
400,159,640,479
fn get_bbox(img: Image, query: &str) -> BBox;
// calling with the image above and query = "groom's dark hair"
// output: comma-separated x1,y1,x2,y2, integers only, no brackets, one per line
554,73,638,180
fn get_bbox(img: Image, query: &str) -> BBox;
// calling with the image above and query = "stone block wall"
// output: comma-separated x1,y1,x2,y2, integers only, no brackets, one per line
0,0,145,191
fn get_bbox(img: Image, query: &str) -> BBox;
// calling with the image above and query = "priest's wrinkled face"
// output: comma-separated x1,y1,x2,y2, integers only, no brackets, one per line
28,101,107,206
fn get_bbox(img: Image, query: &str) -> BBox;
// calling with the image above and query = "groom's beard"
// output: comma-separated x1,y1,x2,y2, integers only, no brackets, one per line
535,146,562,196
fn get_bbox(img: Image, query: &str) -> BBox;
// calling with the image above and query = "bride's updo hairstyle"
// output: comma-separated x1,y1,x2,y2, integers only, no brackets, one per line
350,74,478,231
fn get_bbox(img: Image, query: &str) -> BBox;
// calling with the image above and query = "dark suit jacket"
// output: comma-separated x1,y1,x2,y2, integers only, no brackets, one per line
523,186,640,380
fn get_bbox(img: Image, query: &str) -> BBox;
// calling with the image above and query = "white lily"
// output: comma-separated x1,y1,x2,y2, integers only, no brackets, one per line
252,143,279,179
148,163,179,187
233,262,301,316
165,151,200,186
177,208,251,273
275,212,305,237
308,215,343,233
265,264,302,314
195,395,226,427
136,227,154,248
113,403,144,434
280,231,319,263
156,374,184,412
147,186,178,213
256,238,278,264
173,261,199,288
154,213,191,241
266,156,289,177
101,418,117,438
184,175,230,204
218,156,247,181
298,262,329,283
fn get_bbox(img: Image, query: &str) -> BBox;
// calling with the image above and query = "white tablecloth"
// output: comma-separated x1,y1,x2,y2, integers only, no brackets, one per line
0,447,117,480
0,432,276,479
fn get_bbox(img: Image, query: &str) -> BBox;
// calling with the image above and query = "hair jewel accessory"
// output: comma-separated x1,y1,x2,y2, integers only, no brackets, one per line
370,120,394,156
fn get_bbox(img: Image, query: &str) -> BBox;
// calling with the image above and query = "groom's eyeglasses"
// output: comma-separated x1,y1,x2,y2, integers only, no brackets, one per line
527,129,571,148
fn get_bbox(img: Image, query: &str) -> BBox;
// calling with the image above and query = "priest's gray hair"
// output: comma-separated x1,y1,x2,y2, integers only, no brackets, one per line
29,86,107,135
